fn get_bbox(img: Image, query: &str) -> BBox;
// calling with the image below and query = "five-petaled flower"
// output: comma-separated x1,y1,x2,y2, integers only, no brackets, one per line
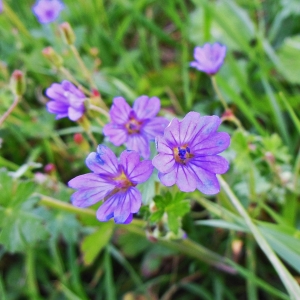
46,80,86,121
32,0,64,24
190,43,226,75
68,145,153,224
152,112,230,194
103,96,169,159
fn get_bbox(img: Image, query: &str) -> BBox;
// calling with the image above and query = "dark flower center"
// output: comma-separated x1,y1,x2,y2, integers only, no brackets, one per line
174,145,193,164
45,9,54,19
125,118,142,134
113,171,135,190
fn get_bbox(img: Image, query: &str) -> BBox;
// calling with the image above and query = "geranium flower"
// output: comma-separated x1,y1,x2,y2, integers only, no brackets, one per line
68,145,153,224
0,0,3,13
152,112,230,194
46,80,86,121
32,0,64,24
190,43,226,75
103,96,169,159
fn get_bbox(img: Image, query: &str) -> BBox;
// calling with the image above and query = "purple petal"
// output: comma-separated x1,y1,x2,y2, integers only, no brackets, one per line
155,136,173,154
46,101,68,114
128,160,154,183
110,97,131,124
152,153,175,173
69,174,115,207
179,112,202,145
133,96,160,120
190,155,229,174
189,165,221,194
46,83,68,104
120,150,140,177
192,132,231,155
113,187,141,223
122,214,133,224
176,165,197,192
68,106,84,121
96,196,119,222
189,115,221,146
86,145,119,175
103,123,128,146
62,80,85,99
125,134,150,159
164,118,180,147
143,117,170,140
158,168,177,187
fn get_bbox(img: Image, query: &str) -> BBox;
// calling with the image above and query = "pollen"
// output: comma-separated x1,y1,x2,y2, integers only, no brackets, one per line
173,145,193,164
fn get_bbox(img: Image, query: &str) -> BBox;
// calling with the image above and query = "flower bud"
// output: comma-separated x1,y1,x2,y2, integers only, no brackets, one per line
60,22,75,45
10,70,26,96
42,47,63,68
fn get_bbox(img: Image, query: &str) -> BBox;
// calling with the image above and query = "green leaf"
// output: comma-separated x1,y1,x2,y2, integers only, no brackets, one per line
80,222,114,266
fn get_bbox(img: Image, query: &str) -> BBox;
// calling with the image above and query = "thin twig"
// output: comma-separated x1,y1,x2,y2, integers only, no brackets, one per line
0,96,20,127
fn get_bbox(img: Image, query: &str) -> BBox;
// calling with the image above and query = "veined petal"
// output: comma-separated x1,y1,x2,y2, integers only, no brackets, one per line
126,134,150,159
114,188,141,224
158,168,177,187
129,160,153,183
193,132,230,155
96,196,119,222
120,150,140,177
110,97,131,124
46,101,68,114
68,106,84,121
189,165,220,195
103,123,128,146
68,173,115,189
176,165,197,192
155,136,173,154
164,118,180,147
190,155,229,174
86,145,119,175
179,112,201,144
133,95,160,119
152,153,175,173
143,117,169,140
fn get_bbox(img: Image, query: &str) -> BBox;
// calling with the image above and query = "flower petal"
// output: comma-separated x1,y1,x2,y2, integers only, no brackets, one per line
113,188,141,223
164,118,180,147
86,145,119,175
125,134,150,159
155,136,173,154
103,123,128,146
189,165,220,195
152,153,175,173
96,197,119,222
192,132,230,155
110,97,131,124
176,165,197,192
179,112,201,145
143,117,169,140
46,101,68,114
129,160,154,183
120,150,140,176
68,106,84,121
190,155,229,174
133,95,160,120
158,168,177,187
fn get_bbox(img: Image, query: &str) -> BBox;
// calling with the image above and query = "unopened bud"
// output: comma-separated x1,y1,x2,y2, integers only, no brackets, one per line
60,22,75,45
42,47,63,67
44,163,56,174
73,133,84,144
10,70,26,96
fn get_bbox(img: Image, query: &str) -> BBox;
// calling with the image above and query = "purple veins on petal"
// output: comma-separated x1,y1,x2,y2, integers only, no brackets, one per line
69,145,153,224
104,95,169,159
153,111,230,195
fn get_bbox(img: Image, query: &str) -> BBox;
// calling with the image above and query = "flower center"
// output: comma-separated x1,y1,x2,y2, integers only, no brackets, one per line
113,171,134,189
173,145,193,164
125,118,142,134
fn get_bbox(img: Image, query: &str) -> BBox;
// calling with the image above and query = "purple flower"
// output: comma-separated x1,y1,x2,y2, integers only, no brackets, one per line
152,112,230,194
32,0,64,24
190,43,226,75
0,0,3,14
46,80,86,121
68,145,153,224
103,96,169,159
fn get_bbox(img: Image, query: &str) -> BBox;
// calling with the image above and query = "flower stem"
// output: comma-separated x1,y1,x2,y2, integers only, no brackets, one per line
89,104,110,118
0,96,20,127
218,175,300,299
211,75,228,110
26,248,40,300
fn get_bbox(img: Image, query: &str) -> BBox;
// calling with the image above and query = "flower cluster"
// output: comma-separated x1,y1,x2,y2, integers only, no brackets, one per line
33,0,64,24
103,96,169,159
69,145,153,224
46,80,86,121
